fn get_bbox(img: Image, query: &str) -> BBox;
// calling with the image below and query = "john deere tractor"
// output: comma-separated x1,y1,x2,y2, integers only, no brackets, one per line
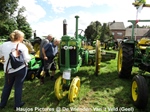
117,20,150,109
54,16,116,102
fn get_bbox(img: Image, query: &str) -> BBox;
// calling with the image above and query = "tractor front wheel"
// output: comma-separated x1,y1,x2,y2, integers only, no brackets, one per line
68,76,80,102
131,75,148,109
54,76,68,100
26,71,36,81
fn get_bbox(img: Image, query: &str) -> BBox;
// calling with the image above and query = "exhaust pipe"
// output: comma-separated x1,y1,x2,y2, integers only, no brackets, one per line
63,19,67,35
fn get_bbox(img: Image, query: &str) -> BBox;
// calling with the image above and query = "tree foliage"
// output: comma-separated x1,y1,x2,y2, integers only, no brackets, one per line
0,0,32,39
0,18,18,38
85,21,102,41
85,21,112,42
0,0,18,23
126,24,140,28
126,24,150,28
0,0,18,38
100,23,112,42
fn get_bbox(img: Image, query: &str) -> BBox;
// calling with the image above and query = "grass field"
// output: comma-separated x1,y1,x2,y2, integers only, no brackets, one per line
0,50,150,112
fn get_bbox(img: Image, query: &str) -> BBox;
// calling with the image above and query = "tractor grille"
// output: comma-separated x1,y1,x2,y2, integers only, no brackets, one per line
70,49,77,65
60,49,77,65
61,49,65,64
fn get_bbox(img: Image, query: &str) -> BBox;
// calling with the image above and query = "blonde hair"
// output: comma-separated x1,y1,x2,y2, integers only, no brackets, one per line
10,30,24,41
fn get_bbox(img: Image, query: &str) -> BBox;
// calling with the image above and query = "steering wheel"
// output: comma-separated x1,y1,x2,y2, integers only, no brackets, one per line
74,29,85,36
74,29,87,41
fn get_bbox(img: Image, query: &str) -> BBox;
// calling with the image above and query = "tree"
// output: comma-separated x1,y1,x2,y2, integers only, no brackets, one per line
0,1,32,39
85,21,102,41
85,21,112,42
100,23,112,42
127,24,141,28
0,18,18,38
0,0,18,38
0,0,18,23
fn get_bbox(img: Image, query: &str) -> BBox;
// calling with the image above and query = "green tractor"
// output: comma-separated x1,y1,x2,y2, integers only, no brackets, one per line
54,16,116,102
104,38,118,50
22,39,42,81
25,54,42,81
117,20,150,109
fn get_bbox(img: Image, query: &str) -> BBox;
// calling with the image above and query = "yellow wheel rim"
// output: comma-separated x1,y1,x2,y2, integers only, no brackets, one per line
132,81,138,101
68,76,80,102
117,46,123,73
95,40,101,75
33,43,40,53
54,76,68,100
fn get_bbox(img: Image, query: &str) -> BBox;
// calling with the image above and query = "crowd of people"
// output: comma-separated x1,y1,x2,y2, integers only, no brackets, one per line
0,30,60,110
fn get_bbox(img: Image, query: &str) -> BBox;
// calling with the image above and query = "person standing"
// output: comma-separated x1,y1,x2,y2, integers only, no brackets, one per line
39,34,54,84
42,38,60,82
0,30,31,109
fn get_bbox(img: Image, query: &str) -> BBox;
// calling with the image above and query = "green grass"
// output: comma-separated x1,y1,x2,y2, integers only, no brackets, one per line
0,50,150,112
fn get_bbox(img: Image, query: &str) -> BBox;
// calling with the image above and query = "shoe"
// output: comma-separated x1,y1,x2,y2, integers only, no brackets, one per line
40,70,45,77
14,102,25,110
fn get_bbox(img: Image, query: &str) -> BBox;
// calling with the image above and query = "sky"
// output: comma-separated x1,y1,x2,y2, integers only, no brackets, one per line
18,0,150,39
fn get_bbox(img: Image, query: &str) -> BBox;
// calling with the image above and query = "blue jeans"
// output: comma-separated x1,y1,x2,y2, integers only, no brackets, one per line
0,67,27,108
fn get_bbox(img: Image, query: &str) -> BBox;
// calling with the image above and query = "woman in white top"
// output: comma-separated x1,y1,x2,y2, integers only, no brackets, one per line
0,30,31,109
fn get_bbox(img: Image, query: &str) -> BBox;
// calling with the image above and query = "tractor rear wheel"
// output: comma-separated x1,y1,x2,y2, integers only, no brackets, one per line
117,43,134,78
68,76,80,102
95,40,101,76
131,75,148,109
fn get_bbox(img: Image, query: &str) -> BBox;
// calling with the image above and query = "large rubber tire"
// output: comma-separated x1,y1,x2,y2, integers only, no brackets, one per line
54,76,68,100
68,76,80,102
117,43,134,78
131,75,148,109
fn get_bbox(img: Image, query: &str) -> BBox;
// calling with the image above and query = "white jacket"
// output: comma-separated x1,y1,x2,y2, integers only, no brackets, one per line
0,41,31,73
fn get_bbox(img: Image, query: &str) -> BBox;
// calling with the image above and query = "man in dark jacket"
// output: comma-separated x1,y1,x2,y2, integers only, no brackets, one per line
39,34,53,84
41,38,60,82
